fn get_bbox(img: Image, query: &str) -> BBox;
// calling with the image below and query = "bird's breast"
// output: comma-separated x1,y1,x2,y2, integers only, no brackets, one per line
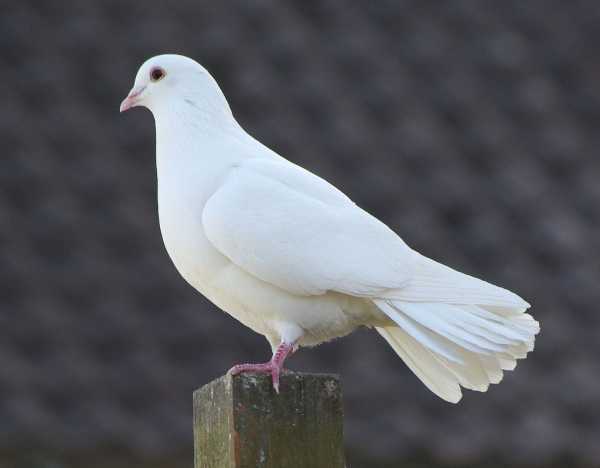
156,164,229,295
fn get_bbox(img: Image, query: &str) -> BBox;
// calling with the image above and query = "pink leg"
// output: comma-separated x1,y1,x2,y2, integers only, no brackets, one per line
229,342,295,393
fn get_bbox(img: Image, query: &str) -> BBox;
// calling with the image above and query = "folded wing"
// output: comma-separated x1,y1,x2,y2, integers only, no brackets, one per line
202,158,415,296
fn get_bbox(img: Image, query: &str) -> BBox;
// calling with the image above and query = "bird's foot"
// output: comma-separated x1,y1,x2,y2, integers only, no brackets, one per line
228,342,295,393
228,361,287,393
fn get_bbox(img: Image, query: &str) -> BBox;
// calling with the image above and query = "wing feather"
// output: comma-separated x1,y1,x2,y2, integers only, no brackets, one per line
202,159,414,296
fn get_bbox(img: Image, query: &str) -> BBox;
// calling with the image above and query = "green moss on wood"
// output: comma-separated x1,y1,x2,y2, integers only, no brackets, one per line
194,372,344,468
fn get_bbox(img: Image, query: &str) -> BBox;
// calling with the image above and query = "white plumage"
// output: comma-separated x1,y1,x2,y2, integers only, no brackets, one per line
120,54,539,402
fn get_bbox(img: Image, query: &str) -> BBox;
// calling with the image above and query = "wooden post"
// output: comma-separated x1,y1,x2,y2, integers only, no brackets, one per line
193,372,345,468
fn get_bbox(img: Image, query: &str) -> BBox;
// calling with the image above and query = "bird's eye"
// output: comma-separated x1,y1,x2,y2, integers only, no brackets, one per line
150,67,166,82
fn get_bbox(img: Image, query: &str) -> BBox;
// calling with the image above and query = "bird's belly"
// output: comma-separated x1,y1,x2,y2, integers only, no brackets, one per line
204,261,385,347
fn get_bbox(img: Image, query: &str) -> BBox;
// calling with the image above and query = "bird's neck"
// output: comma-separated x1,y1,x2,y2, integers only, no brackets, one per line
152,100,251,188
155,98,242,154
154,95,240,136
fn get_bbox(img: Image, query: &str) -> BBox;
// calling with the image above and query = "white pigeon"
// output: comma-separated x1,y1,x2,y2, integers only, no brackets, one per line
120,54,539,402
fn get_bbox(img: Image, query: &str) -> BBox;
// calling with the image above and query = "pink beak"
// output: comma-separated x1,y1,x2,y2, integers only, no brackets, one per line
119,85,146,113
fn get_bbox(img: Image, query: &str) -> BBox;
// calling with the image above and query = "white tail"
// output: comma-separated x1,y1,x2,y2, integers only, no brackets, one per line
374,254,539,403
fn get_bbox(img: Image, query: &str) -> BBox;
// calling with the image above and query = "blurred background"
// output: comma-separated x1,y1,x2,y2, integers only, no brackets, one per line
2,1,599,467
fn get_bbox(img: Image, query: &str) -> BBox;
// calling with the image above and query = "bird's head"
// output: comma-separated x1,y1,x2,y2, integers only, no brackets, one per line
120,54,232,120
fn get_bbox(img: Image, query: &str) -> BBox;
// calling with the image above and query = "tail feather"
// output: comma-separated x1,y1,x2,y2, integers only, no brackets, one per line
436,353,490,393
383,254,531,310
400,302,509,353
375,299,466,364
478,354,505,383
377,326,462,403
496,353,517,371
374,298,539,403
372,253,539,402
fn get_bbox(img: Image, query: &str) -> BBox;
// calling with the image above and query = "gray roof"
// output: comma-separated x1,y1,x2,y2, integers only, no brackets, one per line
2,1,599,466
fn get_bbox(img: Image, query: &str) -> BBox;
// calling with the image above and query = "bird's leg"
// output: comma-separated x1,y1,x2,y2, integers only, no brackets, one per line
228,341,295,393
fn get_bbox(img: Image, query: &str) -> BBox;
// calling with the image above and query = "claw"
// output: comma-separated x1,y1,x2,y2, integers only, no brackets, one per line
228,341,294,392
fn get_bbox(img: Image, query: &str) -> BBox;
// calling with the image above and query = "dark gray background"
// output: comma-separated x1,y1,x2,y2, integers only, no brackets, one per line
2,1,599,467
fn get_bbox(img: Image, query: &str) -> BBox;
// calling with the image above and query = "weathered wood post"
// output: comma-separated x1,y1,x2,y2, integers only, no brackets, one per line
193,372,345,468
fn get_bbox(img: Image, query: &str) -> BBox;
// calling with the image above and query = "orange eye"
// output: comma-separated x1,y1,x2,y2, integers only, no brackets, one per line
150,67,165,82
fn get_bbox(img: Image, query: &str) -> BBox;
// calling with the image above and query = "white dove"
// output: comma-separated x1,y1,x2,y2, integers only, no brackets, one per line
120,54,539,402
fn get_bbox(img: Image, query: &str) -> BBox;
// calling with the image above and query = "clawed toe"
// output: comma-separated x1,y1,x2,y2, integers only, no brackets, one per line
228,362,282,393
228,342,295,393
228,362,271,376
